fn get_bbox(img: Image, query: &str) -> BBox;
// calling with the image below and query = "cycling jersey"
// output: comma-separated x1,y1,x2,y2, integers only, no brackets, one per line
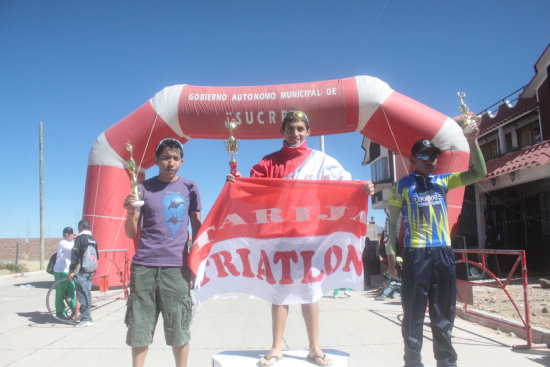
388,172,463,248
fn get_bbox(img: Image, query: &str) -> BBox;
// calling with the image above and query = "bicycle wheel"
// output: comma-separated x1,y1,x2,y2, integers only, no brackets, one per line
46,277,90,324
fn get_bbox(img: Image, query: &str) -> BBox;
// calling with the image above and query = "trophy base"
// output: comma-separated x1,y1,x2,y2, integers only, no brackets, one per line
132,200,145,207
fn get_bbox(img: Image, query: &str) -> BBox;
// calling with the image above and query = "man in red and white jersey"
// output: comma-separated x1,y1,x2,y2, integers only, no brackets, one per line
228,110,374,366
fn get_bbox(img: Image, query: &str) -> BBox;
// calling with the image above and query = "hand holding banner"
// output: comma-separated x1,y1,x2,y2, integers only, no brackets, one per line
189,177,369,305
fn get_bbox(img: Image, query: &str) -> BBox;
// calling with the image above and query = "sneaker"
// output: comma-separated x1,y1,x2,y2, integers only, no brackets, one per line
375,294,387,301
344,290,351,297
75,321,94,328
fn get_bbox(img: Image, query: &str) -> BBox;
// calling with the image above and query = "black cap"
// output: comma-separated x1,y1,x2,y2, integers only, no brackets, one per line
63,227,74,235
411,139,442,156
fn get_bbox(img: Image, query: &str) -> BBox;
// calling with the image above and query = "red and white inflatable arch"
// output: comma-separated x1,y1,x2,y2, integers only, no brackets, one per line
84,75,469,286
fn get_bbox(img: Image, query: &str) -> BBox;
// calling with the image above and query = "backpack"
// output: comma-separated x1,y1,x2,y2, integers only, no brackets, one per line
46,253,56,275
81,240,98,273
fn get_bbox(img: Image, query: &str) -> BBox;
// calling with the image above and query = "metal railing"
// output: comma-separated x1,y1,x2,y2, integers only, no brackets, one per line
454,248,546,349
96,249,130,299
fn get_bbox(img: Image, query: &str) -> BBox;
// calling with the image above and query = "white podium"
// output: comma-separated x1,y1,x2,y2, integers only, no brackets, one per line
212,349,350,366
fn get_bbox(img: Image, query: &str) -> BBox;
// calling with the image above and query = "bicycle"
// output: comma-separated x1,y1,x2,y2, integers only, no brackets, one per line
45,277,91,324
46,249,130,324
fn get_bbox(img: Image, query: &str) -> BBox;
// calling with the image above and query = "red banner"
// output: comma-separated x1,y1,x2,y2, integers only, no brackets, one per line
178,79,358,139
189,177,369,305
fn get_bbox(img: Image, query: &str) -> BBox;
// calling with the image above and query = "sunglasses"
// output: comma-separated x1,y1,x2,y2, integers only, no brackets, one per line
415,153,438,161
284,110,309,124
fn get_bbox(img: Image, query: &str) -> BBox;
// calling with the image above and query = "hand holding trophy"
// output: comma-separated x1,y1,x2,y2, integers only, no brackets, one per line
457,92,477,134
224,119,240,175
125,140,144,207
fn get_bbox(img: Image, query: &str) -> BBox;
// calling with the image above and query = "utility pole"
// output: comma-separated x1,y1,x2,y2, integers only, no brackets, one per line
39,121,44,270
319,135,325,153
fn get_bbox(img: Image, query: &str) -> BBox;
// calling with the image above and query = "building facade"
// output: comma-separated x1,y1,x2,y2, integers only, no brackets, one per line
363,43,550,272
472,44,550,272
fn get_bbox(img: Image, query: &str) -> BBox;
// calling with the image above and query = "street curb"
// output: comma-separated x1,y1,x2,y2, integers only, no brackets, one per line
457,309,550,346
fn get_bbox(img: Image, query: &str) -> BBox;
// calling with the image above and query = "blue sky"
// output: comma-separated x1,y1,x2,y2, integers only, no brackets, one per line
1,0,548,238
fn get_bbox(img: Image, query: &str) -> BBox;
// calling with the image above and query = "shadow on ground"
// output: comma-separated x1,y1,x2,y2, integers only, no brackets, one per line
512,348,550,367
17,311,56,325
14,281,52,289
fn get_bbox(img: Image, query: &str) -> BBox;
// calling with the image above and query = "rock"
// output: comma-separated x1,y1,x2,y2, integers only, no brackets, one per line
542,307,548,313
540,278,550,289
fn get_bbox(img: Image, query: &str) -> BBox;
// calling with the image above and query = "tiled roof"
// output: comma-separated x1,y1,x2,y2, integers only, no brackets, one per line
483,140,550,179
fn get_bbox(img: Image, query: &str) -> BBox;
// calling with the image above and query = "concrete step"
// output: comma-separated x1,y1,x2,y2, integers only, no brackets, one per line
212,348,349,366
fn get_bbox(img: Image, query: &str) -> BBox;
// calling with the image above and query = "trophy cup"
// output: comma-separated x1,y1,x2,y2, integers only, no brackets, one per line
457,92,476,134
125,140,144,207
223,119,240,175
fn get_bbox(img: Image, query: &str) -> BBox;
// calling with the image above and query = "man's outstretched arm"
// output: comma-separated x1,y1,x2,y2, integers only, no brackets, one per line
458,127,487,186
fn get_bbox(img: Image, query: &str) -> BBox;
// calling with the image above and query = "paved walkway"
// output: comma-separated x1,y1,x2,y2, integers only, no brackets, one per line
1,271,549,366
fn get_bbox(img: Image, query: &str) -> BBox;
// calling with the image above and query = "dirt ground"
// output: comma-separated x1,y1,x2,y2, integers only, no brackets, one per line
467,277,550,331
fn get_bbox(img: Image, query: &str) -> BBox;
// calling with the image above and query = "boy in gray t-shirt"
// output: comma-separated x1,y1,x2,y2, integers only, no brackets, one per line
123,138,202,367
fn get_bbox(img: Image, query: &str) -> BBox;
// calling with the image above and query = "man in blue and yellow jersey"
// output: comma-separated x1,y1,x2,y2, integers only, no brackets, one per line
386,127,486,367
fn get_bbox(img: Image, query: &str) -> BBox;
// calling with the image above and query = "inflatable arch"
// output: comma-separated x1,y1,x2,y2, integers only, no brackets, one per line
85,76,470,286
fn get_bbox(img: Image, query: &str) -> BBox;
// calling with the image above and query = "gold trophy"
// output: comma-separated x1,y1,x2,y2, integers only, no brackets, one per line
458,92,476,134
223,119,240,174
125,140,144,207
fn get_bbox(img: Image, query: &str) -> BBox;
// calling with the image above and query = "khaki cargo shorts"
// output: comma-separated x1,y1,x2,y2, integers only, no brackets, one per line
125,264,192,347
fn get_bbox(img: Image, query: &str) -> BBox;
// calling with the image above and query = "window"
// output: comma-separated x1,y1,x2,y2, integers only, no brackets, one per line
481,140,498,160
369,142,381,161
505,133,513,152
370,157,391,184
518,122,540,148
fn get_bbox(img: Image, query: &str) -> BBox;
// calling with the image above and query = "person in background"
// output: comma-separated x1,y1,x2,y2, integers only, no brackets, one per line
375,256,402,301
53,226,76,319
362,236,379,290
68,219,98,328
333,287,351,298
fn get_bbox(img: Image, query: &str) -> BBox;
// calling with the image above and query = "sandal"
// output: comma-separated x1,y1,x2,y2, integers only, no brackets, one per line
306,353,332,366
257,354,283,366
